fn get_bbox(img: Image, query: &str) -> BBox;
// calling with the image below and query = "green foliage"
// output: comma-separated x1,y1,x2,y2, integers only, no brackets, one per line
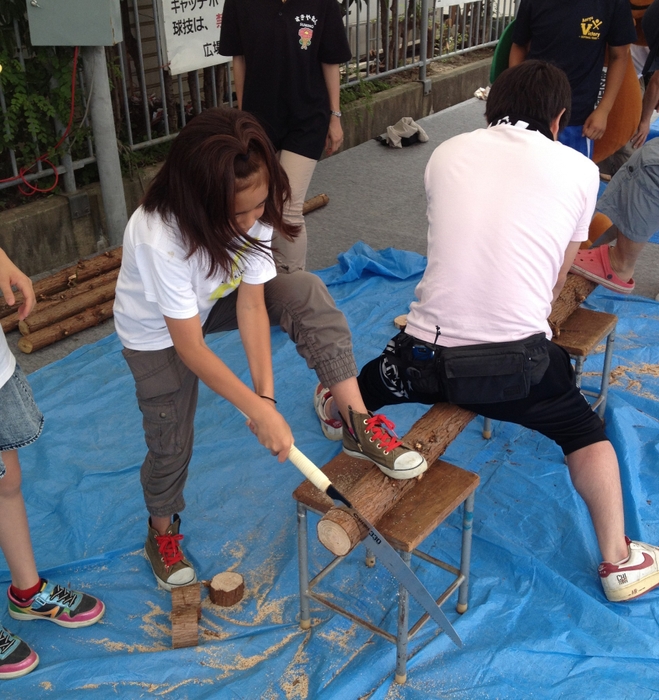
0,2,77,169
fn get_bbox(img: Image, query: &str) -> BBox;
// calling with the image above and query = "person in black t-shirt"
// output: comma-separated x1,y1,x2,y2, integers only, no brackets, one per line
510,0,636,158
219,0,351,274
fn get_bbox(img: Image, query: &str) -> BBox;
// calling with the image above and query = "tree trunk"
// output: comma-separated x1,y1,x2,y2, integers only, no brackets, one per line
17,300,115,354
19,281,117,336
0,248,122,319
316,403,475,556
548,274,597,337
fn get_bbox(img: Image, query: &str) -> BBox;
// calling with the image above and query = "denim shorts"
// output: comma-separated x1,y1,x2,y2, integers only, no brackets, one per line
0,365,44,463
598,138,659,243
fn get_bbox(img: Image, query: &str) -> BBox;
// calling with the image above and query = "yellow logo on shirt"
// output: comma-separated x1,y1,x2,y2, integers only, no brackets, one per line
580,16,603,40
209,244,249,300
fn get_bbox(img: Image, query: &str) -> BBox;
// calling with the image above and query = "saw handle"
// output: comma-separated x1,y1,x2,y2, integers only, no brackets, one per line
288,445,332,493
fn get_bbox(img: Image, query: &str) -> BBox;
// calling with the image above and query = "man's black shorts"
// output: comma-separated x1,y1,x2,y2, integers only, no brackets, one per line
358,336,607,455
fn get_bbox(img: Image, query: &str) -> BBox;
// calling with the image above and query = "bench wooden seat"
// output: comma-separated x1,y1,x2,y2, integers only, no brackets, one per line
294,457,479,684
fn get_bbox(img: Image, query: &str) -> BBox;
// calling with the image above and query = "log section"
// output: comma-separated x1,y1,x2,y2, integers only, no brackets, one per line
0,248,122,318
302,193,329,215
316,404,475,556
208,572,245,607
171,583,201,649
389,273,597,341
18,300,114,353
19,281,117,335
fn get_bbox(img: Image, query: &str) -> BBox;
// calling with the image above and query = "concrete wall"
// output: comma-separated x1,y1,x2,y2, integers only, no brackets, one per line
0,58,491,278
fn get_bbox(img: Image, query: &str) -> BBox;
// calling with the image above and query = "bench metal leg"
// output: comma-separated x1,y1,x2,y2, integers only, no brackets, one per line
596,327,616,419
395,550,412,684
573,356,585,388
365,547,376,568
457,492,475,614
482,416,492,439
297,502,311,630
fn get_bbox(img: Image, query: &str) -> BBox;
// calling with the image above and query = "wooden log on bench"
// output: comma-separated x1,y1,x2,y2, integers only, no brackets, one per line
17,300,115,353
548,274,597,337
316,404,475,556
0,248,122,320
171,583,201,649
390,273,597,340
315,275,597,558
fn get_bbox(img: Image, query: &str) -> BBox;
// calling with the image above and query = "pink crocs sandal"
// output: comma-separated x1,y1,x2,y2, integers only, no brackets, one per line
570,245,635,294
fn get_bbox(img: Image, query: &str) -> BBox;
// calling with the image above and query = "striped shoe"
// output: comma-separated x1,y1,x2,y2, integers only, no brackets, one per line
8,579,105,628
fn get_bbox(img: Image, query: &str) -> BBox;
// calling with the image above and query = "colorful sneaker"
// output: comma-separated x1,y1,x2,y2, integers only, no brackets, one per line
8,580,105,628
0,625,38,680
342,406,427,480
145,514,197,591
599,538,659,602
313,383,343,441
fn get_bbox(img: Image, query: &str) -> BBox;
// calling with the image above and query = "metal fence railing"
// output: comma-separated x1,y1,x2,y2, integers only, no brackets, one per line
0,0,518,195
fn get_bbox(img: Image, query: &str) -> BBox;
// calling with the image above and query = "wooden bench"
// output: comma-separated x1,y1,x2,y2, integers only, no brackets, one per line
293,456,479,684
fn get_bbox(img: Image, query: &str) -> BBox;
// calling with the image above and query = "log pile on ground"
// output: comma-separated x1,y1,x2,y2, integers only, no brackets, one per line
0,194,331,355
0,248,122,353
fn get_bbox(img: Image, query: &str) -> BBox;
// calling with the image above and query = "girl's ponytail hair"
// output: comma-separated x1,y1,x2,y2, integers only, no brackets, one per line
142,107,298,277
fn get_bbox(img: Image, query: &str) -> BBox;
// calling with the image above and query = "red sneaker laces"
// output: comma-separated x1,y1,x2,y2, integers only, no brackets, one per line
155,533,184,568
365,414,402,453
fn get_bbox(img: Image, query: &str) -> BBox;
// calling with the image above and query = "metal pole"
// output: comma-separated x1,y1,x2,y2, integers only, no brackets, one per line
419,0,430,94
82,45,128,247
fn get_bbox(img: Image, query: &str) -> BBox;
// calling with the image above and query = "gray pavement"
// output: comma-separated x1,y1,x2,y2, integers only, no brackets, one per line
8,97,659,374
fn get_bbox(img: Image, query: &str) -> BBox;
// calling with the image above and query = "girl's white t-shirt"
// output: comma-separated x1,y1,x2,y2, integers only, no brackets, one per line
114,207,277,351
0,329,17,390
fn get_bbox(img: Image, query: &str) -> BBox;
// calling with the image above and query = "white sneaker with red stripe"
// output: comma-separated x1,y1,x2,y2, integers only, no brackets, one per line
313,383,343,441
599,538,659,602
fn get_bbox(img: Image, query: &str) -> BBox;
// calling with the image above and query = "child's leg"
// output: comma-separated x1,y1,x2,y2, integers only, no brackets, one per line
0,450,39,590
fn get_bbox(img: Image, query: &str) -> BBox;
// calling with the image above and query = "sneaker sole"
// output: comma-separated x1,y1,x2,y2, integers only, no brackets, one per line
604,570,659,602
342,447,428,480
0,653,39,680
314,387,343,441
8,603,105,628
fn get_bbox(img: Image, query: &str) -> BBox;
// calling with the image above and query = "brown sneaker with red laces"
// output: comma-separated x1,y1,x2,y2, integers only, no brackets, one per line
145,514,197,591
342,406,427,480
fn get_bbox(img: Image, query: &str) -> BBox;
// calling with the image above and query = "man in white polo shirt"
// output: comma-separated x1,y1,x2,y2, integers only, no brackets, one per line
358,60,659,603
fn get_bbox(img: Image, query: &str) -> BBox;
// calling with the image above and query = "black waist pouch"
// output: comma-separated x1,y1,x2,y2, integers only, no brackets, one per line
439,333,549,404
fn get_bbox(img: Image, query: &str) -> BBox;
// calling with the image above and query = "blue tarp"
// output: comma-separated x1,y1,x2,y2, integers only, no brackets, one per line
3,243,659,699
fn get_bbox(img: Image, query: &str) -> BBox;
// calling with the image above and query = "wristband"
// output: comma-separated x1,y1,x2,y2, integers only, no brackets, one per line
260,395,277,404
330,110,342,118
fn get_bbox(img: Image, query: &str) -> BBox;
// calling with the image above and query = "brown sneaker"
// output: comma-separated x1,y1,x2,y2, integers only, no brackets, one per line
145,514,197,591
342,407,427,480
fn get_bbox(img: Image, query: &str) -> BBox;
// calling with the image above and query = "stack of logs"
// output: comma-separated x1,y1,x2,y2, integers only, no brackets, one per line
0,193,332,355
0,248,123,354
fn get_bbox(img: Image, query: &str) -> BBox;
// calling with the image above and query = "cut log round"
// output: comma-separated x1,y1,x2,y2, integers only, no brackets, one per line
0,247,122,318
317,404,475,557
17,300,114,354
208,572,245,607
18,281,117,336
302,193,329,215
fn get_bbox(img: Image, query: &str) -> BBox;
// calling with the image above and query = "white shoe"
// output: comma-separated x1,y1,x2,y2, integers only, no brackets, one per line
313,383,343,441
599,538,659,602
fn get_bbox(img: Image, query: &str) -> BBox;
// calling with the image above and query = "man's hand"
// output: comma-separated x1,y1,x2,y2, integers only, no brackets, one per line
630,119,651,149
583,108,608,140
0,249,35,320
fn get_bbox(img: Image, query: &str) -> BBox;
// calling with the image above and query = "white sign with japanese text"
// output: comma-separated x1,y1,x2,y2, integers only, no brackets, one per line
158,0,229,75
